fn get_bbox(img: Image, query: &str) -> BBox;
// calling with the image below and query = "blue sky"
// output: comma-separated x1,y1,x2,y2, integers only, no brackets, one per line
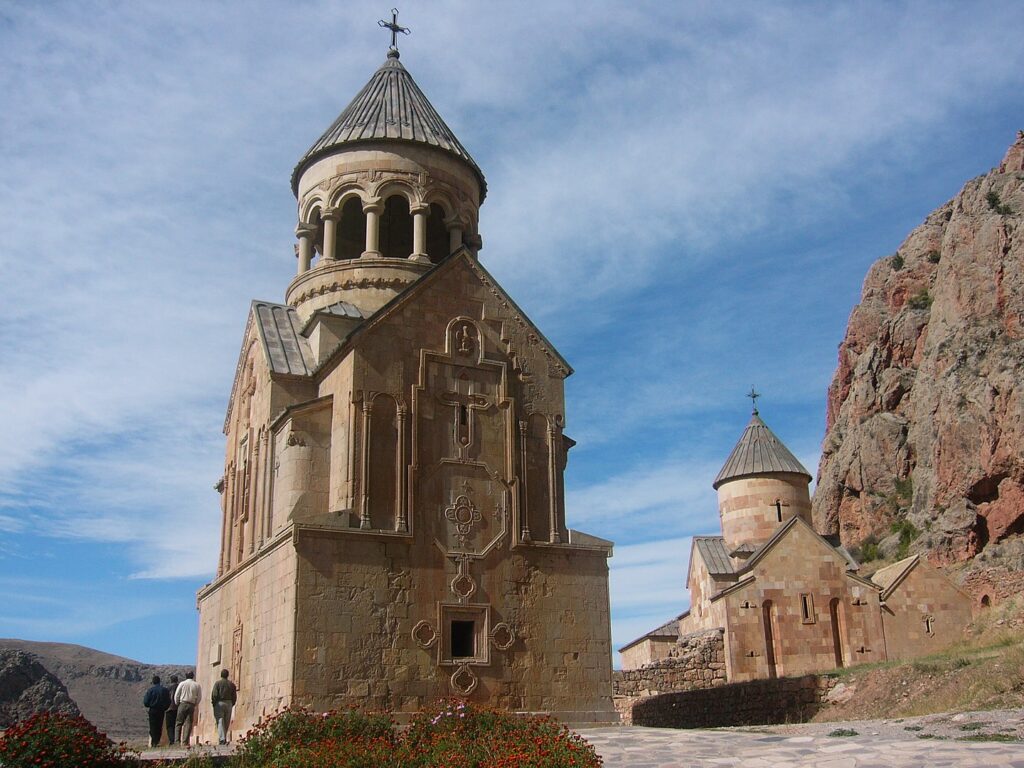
0,1,1021,667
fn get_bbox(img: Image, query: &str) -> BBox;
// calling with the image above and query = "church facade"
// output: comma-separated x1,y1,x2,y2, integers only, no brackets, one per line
621,410,973,681
194,45,616,741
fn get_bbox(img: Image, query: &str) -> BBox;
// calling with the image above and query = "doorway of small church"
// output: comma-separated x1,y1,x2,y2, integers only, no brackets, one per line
829,597,845,668
762,600,778,678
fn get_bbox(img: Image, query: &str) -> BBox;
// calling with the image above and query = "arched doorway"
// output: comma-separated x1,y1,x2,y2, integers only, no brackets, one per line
762,600,778,679
829,597,845,668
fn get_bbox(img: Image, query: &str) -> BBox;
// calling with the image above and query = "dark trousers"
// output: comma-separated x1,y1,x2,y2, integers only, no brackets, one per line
147,707,166,746
165,708,178,744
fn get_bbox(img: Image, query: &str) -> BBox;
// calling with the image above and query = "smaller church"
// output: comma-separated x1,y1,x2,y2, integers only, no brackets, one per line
620,406,973,681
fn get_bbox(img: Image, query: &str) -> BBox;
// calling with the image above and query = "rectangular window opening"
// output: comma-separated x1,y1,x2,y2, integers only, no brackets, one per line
800,593,815,624
451,620,475,658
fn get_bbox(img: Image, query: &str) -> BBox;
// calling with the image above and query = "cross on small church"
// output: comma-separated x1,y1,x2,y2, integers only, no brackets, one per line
747,386,760,415
378,8,410,51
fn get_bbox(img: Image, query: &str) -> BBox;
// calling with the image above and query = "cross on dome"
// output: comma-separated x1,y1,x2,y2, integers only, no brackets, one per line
746,386,760,415
378,8,410,54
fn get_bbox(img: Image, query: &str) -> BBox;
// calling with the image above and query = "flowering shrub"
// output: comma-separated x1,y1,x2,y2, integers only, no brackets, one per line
0,711,136,768
232,707,395,767
231,701,602,767
399,700,602,767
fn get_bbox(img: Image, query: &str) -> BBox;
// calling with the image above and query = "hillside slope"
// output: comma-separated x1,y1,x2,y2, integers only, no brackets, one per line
813,132,1024,582
0,639,193,740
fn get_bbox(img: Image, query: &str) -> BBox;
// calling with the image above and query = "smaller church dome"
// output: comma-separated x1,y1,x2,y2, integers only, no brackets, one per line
712,413,811,489
291,51,486,199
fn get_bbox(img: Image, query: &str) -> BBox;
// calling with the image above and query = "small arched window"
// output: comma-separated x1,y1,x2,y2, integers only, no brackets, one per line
379,194,413,259
336,197,366,260
426,203,449,263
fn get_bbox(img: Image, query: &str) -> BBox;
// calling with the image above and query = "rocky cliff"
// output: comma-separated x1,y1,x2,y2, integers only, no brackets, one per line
0,650,80,728
814,132,1024,570
0,639,193,739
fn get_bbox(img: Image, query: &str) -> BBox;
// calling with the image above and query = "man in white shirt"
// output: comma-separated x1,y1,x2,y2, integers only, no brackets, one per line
173,671,202,746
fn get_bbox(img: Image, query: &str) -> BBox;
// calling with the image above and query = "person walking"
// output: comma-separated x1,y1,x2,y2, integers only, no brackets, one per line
142,675,171,748
164,675,180,746
210,669,238,745
173,671,202,747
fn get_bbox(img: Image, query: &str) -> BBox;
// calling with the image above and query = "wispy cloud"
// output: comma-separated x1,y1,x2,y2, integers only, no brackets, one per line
0,1,1020,663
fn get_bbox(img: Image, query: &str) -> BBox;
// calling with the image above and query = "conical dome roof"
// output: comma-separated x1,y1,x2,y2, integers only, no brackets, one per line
291,51,486,198
712,412,811,489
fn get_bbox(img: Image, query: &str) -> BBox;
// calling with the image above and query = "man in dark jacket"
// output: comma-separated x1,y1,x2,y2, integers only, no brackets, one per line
142,675,171,748
164,675,180,745
210,669,238,745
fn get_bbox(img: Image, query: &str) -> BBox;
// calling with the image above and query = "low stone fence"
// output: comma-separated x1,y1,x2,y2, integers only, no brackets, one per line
631,674,839,728
612,628,726,724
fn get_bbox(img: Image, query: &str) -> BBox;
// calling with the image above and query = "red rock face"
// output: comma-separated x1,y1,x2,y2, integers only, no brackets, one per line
813,134,1024,564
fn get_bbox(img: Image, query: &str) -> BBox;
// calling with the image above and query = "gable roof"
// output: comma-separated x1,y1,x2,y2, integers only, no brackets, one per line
713,412,812,489
312,249,572,379
618,611,686,652
223,302,316,431
871,555,922,600
694,537,735,577
291,51,486,199
254,302,315,376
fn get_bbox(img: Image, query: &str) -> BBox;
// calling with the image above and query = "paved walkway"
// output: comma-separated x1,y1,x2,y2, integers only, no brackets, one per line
583,726,1024,768
139,716,1024,766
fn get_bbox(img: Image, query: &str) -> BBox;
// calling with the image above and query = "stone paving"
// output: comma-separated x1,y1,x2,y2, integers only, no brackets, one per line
139,716,1024,766
582,725,1024,768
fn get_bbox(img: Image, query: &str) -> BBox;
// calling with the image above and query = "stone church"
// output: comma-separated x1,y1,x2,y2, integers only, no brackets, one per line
193,43,616,740
620,408,973,681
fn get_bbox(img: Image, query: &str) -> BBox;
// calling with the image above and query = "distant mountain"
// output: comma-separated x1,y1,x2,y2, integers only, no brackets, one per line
814,132,1024,573
0,649,80,727
0,639,193,740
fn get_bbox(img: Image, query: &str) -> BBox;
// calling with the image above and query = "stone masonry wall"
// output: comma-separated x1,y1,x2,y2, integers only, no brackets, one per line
632,674,838,728
612,628,725,724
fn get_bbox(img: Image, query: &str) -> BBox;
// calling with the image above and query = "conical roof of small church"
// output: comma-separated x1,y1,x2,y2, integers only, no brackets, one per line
291,51,486,198
712,412,811,489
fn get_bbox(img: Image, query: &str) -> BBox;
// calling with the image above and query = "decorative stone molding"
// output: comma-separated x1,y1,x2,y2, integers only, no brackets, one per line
412,620,437,649
490,622,515,651
290,277,415,307
450,664,478,695
445,494,482,545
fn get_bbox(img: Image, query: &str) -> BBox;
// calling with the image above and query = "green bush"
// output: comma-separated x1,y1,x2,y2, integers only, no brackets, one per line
0,711,136,768
891,519,920,559
926,250,941,264
986,190,1013,215
890,253,905,270
854,534,880,563
907,289,932,310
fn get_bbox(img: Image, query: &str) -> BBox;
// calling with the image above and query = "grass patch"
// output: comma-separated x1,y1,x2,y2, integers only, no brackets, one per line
904,725,924,732
958,722,988,731
957,733,1020,742
828,728,859,737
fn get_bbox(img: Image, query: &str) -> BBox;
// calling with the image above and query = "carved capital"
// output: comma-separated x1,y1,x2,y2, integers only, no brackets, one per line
362,199,384,215
319,206,340,221
295,222,317,240
410,202,430,215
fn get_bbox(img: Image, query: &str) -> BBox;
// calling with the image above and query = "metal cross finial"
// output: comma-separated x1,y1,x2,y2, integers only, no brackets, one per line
747,386,760,414
378,8,410,52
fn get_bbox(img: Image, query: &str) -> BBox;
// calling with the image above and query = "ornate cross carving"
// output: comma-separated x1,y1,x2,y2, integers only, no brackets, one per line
378,8,410,51
445,494,482,547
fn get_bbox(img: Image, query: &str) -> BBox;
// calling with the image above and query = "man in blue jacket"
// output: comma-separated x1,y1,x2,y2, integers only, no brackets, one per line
142,675,171,748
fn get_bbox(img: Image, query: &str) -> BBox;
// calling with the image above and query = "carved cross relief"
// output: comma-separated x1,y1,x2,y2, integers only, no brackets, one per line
437,378,490,459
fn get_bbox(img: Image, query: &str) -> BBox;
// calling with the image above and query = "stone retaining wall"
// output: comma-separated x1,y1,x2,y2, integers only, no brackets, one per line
612,628,726,724
632,674,839,728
